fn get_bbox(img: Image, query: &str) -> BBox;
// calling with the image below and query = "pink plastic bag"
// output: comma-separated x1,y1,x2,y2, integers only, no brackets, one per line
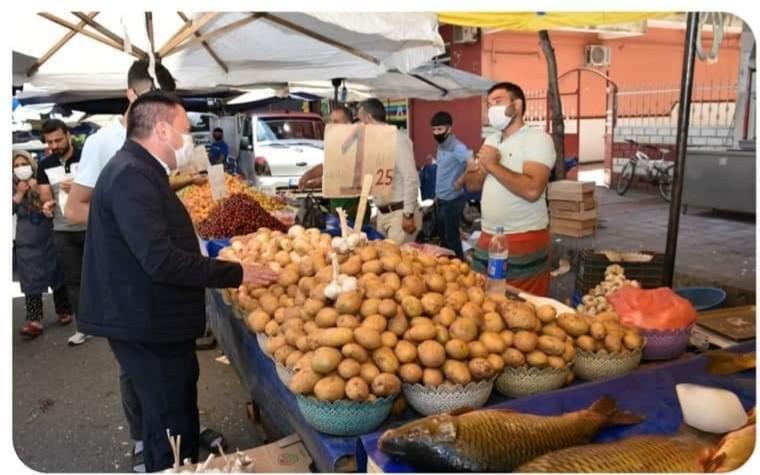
607,286,697,330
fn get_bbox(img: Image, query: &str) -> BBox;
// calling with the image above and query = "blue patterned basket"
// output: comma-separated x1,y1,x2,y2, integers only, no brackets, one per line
296,395,395,436
640,325,693,360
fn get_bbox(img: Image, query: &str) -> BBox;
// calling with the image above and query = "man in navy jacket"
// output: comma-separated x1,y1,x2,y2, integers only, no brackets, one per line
79,92,277,471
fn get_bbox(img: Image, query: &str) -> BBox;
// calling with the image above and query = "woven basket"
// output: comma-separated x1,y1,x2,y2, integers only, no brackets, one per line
574,347,642,381
275,363,294,387
296,395,395,436
495,364,571,398
403,378,495,416
640,325,692,360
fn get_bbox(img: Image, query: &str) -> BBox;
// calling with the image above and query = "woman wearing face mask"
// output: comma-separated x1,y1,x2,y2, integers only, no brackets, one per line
12,150,73,338
469,82,557,297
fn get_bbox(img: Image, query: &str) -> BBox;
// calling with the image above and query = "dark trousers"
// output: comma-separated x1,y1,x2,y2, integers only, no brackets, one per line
53,231,85,316
109,339,200,472
120,367,143,441
24,286,71,322
436,196,466,259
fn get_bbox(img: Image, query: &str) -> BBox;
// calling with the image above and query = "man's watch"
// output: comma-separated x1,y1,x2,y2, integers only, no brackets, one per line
402,212,414,220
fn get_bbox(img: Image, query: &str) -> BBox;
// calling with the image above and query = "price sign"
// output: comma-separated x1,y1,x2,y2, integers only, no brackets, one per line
208,164,227,201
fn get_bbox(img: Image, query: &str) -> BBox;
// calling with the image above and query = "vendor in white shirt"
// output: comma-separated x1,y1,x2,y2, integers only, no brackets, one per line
469,82,556,296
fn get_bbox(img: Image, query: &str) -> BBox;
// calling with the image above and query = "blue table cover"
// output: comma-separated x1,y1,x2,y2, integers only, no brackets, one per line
357,340,756,472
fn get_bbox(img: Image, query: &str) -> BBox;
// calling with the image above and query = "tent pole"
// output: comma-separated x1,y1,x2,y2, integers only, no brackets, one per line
38,13,138,58
158,12,218,57
27,11,98,76
664,11,700,287
409,73,448,97
177,12,229,73
72,11,148,58
164,13,263,57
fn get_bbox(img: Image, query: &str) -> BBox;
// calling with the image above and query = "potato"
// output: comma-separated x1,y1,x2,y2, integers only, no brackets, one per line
590,322,607,340
536,305,557,323
378,299,398,318
360,298,381,318
435,325,451,345
380,254,402,272
361,259,384,275
409,316,433,327
345,377,370,401
381,273,402,292
387,313,409,336
359,362,381,385
335,291,363,315
445,339,469,360
623,332,643,351
446,291,468,311
315,265,333,284
487,353,505,372
537,335,566,357
315,307,339,328
513,331,539,353
286,350,304,370
480,332,507,354
466,287,486,306
373,347,400,374
417,254,437,268
284,307,302,321
303,298,326,317
402,275,427,298
247,310,271,333
548,356,567,369
526,350,549,368
596,311,620,324
421,293,445,316
336,314,361,329
396,261,414,277
311,347,342,374
418,340,446,368
465,341,487,359
399,363,423,384
557,313,590,337
309,284,329,303
319,327,354,348
500,330,515,348
296,335,310,352
275,345,297,365
394,287,413,303
270,285,285,298
407,322,437,342
354,327,382,350
304,321,318,335
502,348,527,367
483,312,505,333
576,335,596,353
438,307,457,327
372,373,402,397
338,358,362,379
381,331,398,348
468,358,496,380
341,343,369,363
284,328,304,347
401,296,424,318
425,274,447,293
314,375,346,401
541,324,568,341
422,368,445,387
443,360,472,385
604,334,623,353
278,268,300,287
264,320,281,337
502,303,539,331
482,300,498,313
289,369,322,395
272,307,287,324
562,342,576,363
363,314,388,333
359,273,380,289
341,256,362,276
449,318,478,342
460,302,484,325
394,340,418,363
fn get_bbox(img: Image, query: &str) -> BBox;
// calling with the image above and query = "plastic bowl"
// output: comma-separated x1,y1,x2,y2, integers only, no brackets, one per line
403,378,494,416
496,364,572,397
640,325,693,360
675,287,726,311
296,395,395,436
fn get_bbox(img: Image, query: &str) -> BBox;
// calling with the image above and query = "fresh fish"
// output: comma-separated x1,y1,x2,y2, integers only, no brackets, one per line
378,396,643,472
704,423,756,472
705,351,755,375
515,435,711,473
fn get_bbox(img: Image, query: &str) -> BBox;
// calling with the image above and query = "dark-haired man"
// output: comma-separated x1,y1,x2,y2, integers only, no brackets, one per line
80,91,278,472
470,82,556,296
36,119,88,345
430,111,471,259
208,127,229,166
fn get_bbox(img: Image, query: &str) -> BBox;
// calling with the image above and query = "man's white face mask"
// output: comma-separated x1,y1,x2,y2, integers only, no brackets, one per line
488,100,517,131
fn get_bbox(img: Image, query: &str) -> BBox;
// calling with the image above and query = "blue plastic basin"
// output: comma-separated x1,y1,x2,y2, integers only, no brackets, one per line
674,287,727,311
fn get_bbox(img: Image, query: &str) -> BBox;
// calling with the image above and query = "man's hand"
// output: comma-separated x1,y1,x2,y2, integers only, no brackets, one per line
60,179,73,193
242,263,280,287
42,200,56,218
402,215,417,235
192,174,208,186
477,145,501,173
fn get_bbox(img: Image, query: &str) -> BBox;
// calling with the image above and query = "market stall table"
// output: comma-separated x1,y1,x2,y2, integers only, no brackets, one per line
357,340,756,472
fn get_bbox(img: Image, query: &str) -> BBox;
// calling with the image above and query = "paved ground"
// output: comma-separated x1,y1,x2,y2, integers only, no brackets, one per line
11,288,263,473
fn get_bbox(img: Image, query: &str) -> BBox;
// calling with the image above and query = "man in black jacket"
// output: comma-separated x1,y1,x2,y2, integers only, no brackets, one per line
79,92,277,472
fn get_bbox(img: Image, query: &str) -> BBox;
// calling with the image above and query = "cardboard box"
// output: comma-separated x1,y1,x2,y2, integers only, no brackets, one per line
175,434,312,473
550,197,596,213
547,180,595,202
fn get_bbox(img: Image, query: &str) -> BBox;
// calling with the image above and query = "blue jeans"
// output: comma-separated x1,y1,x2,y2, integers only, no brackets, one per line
436,195,466,259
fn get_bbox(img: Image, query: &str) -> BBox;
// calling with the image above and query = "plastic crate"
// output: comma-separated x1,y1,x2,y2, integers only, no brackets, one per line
574,249,665,296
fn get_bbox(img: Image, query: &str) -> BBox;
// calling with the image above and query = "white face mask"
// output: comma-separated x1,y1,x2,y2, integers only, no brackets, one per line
14,165,33,181
488,102,515,131
166,127,194,171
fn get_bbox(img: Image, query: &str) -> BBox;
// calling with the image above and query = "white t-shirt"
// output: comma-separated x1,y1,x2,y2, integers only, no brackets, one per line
480,125,556,235
75,117,127,187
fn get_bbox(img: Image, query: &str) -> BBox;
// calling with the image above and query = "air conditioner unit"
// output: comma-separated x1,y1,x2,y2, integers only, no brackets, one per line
453,26,479,44
585,45,611,67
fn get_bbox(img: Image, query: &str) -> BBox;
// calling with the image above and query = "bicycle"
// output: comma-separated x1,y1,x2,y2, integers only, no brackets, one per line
615,139,675,201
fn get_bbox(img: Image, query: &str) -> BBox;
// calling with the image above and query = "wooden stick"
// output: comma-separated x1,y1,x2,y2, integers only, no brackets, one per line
38,13,132,57
27,12,98,77
353,174,374,233
164,13,261,57
72,11,148,57
178,11,229,73
159,12,218,57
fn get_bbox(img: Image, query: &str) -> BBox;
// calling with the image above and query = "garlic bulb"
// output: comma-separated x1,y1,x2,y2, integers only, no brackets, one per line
331,236,349,254
324,282,340,300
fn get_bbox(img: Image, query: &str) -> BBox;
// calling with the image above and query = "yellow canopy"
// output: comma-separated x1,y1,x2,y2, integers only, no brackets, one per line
437,12,676,31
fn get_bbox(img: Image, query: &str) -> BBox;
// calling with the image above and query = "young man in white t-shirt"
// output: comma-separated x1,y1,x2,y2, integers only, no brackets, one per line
470,82,556,296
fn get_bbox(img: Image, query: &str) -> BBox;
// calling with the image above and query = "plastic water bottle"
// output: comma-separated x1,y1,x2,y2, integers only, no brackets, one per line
486,226,509,295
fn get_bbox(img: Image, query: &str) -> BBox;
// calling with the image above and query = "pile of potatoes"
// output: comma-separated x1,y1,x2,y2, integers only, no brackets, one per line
576,264,640,315
563,311,645,354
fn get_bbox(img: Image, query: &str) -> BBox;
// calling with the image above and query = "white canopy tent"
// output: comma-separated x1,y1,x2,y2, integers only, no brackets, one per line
13,11,444,95
229,62,496,103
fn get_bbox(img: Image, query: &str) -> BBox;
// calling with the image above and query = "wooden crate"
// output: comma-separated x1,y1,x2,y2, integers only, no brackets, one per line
550,197,596,212
547,180,595,202
550,207,599,221
550,217,597,238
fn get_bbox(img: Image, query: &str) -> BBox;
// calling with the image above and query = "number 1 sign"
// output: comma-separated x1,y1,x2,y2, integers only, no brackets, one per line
322,123,398,199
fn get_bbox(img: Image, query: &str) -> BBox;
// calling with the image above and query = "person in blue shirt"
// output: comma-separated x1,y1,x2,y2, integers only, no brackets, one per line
431,111,472,259
208,127,229,167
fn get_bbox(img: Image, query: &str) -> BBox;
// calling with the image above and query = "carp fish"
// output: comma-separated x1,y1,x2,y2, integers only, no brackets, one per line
378,396,643,472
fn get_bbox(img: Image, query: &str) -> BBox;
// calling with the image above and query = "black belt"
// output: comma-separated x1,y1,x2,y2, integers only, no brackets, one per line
376,201,404,214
